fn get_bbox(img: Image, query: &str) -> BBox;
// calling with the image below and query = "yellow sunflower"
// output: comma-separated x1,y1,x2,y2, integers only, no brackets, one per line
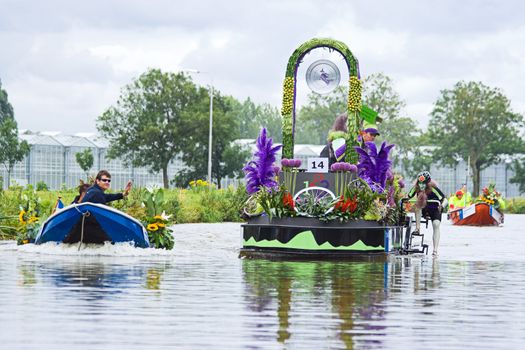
147,223,159,232
157,222,166,228
19,210,27,224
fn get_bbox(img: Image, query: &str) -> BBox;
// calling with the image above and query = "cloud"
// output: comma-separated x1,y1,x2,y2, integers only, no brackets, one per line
1,0,524,135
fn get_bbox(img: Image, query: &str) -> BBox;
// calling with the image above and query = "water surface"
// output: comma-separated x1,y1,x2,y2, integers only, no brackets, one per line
1,215,525,349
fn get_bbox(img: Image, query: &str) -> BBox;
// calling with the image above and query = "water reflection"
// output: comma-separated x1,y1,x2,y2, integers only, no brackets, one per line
242,260,389,348
17,264,37,287
17,256,172,300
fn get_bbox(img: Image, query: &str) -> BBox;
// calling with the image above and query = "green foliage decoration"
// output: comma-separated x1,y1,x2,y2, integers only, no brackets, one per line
16,189,46,245
256,186,295,221
280,38,360,161
141,186,174,249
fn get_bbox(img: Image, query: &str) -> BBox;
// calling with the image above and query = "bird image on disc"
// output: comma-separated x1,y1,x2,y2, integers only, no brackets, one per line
306,59,341,94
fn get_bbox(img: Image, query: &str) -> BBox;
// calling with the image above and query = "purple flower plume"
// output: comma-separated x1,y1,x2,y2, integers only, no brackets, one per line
243,128,282,194
386,169,394,182
354,141,395,193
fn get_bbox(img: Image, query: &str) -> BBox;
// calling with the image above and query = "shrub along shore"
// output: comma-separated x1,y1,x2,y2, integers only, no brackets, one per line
1,184,524,241
0,184,248,241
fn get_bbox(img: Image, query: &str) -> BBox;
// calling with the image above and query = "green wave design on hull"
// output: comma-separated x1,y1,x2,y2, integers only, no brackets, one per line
244,230,383,251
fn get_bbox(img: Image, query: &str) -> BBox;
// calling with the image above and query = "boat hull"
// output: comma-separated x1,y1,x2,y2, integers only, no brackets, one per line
240,216,404,259
34,203,150,248
448,202,503,226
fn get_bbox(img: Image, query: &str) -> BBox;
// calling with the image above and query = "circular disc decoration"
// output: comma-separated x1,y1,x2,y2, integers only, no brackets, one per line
306,59,341,94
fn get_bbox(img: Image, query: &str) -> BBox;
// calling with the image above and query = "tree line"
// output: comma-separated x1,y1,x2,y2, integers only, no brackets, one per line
2,70,525,196
0,79,30,187
293,73,525,196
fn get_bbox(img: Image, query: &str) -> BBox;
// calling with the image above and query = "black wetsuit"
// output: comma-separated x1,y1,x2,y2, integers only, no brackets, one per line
81,184,123,205
407,185,446,221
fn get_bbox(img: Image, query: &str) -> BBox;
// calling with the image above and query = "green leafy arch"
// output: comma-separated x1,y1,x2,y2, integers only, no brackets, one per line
280,38,362,163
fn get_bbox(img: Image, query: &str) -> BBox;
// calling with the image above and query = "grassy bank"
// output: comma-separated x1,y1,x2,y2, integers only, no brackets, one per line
0,185,248,240
503,198,525,214
2,184,524,241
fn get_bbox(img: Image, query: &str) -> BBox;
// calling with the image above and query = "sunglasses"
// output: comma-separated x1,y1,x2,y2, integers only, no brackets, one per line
99,178,111,183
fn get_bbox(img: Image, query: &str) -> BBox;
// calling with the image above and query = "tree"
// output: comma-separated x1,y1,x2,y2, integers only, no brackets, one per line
427,81,525,196
0,79,14,123
362,73,405,121
75,149,94,179
361,73,420,177
235,98,282,142
257,104,282,143
174,91,250,187
0,118,30,187
509,160,525,194
97,68,201,188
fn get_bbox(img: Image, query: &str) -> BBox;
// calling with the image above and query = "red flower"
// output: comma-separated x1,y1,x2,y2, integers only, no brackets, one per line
335,195,358,213
282,192,294,210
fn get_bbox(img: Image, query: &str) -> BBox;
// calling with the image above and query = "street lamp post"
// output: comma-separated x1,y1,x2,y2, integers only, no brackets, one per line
207,85,213,186
183,69,213,186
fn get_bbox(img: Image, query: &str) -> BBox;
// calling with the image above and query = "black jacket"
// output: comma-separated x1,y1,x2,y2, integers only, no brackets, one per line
81,184,123,205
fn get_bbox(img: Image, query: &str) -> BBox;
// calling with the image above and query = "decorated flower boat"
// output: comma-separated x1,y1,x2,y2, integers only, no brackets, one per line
240,38,414,260
447,185,504,226
448,202,503,226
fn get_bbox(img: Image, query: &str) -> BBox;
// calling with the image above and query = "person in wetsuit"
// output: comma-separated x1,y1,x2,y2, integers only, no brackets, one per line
407,171,447,256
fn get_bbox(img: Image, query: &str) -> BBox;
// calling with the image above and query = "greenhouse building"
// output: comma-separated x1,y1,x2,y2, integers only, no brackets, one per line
0,131,522,198
1,131,185,190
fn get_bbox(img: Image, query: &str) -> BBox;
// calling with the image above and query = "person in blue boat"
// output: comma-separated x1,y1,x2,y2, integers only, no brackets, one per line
81,170,132,205
407,171,447,256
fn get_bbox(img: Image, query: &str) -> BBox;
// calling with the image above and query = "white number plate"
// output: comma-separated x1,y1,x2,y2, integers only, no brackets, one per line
307,157,329,173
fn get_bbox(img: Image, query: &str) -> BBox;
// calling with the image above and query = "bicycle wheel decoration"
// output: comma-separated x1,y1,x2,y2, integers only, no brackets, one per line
243,195,263,218
293,186,337,217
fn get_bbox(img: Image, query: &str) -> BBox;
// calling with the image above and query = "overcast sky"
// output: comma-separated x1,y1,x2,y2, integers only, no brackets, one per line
1,0,524,135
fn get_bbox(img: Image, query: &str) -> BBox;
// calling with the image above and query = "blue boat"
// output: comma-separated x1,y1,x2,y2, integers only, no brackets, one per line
34,203,150,248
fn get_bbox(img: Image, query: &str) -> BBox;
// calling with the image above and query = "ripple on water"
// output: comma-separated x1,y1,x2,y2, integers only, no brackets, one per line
2,220,525,349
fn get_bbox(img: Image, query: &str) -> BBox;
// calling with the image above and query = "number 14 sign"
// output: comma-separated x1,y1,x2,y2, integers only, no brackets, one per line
307,157,329,173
